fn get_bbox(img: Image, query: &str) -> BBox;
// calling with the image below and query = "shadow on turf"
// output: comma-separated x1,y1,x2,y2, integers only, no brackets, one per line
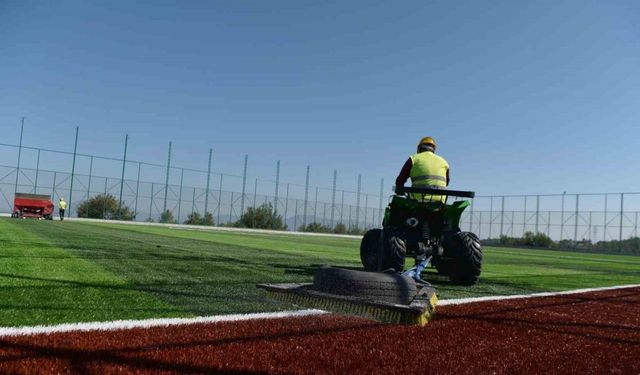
0,319,382,374
436,289,640,345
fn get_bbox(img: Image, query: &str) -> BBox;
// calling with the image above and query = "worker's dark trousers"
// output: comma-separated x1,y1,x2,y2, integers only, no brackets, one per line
59,209,65,221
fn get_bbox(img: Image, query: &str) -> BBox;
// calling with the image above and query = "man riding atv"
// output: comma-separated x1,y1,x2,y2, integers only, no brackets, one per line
395,136,449,202
359,136,482,286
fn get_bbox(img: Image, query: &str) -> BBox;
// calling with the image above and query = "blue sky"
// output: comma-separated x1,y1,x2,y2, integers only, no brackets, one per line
2,0,640,198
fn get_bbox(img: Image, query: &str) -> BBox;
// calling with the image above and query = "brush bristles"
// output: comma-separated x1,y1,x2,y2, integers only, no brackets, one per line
265,291,436,326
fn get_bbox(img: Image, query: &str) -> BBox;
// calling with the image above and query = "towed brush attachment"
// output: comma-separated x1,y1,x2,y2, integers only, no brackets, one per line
257,267,438,326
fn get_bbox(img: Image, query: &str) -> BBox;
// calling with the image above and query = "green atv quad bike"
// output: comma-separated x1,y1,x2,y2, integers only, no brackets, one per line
360,186,482,286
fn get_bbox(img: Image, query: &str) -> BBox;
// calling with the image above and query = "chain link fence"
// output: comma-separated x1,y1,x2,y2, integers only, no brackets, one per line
2,136,639,245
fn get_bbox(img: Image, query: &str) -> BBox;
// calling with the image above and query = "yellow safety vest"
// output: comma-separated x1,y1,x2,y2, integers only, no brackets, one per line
409,151,449,202
59,200,67,210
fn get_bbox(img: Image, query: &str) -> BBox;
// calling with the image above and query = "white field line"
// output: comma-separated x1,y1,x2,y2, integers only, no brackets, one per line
1,284,639,338
438,283,640,306
0,310,326,338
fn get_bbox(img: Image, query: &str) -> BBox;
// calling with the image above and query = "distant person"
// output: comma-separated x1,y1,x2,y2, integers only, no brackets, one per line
58,198,67,221
395,137,449,202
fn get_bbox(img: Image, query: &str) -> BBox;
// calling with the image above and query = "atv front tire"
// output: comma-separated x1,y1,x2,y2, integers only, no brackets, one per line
313,266,417,305
448,232,482,285
360,229,382,271
382,227,407,272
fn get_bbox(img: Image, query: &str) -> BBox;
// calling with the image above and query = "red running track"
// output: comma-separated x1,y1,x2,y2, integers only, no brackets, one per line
0,287,639,374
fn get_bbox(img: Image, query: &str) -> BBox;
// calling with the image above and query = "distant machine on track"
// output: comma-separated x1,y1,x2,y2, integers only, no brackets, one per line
11,193,55,220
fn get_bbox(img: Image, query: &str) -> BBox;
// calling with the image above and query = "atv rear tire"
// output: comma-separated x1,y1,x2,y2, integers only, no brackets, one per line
360,229,382,272
313,266,417,305
381,227,407,272
448,232,482,285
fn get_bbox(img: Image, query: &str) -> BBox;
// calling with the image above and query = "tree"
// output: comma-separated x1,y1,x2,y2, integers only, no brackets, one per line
159,210,177,224
233,203,286,230
76,194,135,220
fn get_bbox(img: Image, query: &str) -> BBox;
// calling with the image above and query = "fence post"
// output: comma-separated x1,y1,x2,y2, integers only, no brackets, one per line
177,168,184,222
162,142,172,213
547,211,551,237
68,126,79,216
303,165,309,228
191,187,196,215
604,194,608,242
489,196,493,239
535,195,540,233
253,178,258,208
88,156,94,201
588,211,592,242
118,134,128,211
217,175,223,225
314,186,318,223
378,178,384,227
523,196,527,235
253,178,258,228
348,205,352,230
274,160,280,212
470,197,474,233
149,183,154,220
365,195,369,228
479,211,482,239
34,149,40,193
560,192,566,240
356,174,362,230
619,193,624,249
204,148,212,215
134,162,140,217
340,190,345,225
500,196,504,236
330,170,337,227
230,192,235,221
103,178,108,218
634,211,638,238
574,194,580,243
294,199,298,231
511,211,514,236
52,172,57,200
14,117,24,197
323,202,327,226
240,154,248,216
284,183,290,227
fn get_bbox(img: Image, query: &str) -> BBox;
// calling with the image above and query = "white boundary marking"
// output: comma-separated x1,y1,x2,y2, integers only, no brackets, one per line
0,310,326,338
1,284,638,338
438,283,640,306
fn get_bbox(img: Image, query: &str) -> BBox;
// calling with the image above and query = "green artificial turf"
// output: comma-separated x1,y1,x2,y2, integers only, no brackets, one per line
2,218,640,327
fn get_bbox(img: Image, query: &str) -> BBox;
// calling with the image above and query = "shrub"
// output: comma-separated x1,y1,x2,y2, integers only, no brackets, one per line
159,210,177,224
333,223,347,234
184,212,202,225
347,227,365,236
299,222,332,233
76,194,135,220
233,203,286,230
184,211,215,226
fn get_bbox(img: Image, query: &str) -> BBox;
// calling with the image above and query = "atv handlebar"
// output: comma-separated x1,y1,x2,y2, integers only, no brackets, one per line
396,186,475,198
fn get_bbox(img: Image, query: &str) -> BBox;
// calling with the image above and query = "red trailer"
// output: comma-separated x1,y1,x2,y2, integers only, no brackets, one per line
12,193,55,220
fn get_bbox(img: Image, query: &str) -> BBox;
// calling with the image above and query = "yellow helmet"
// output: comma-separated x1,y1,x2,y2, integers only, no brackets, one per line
418,136,436,150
